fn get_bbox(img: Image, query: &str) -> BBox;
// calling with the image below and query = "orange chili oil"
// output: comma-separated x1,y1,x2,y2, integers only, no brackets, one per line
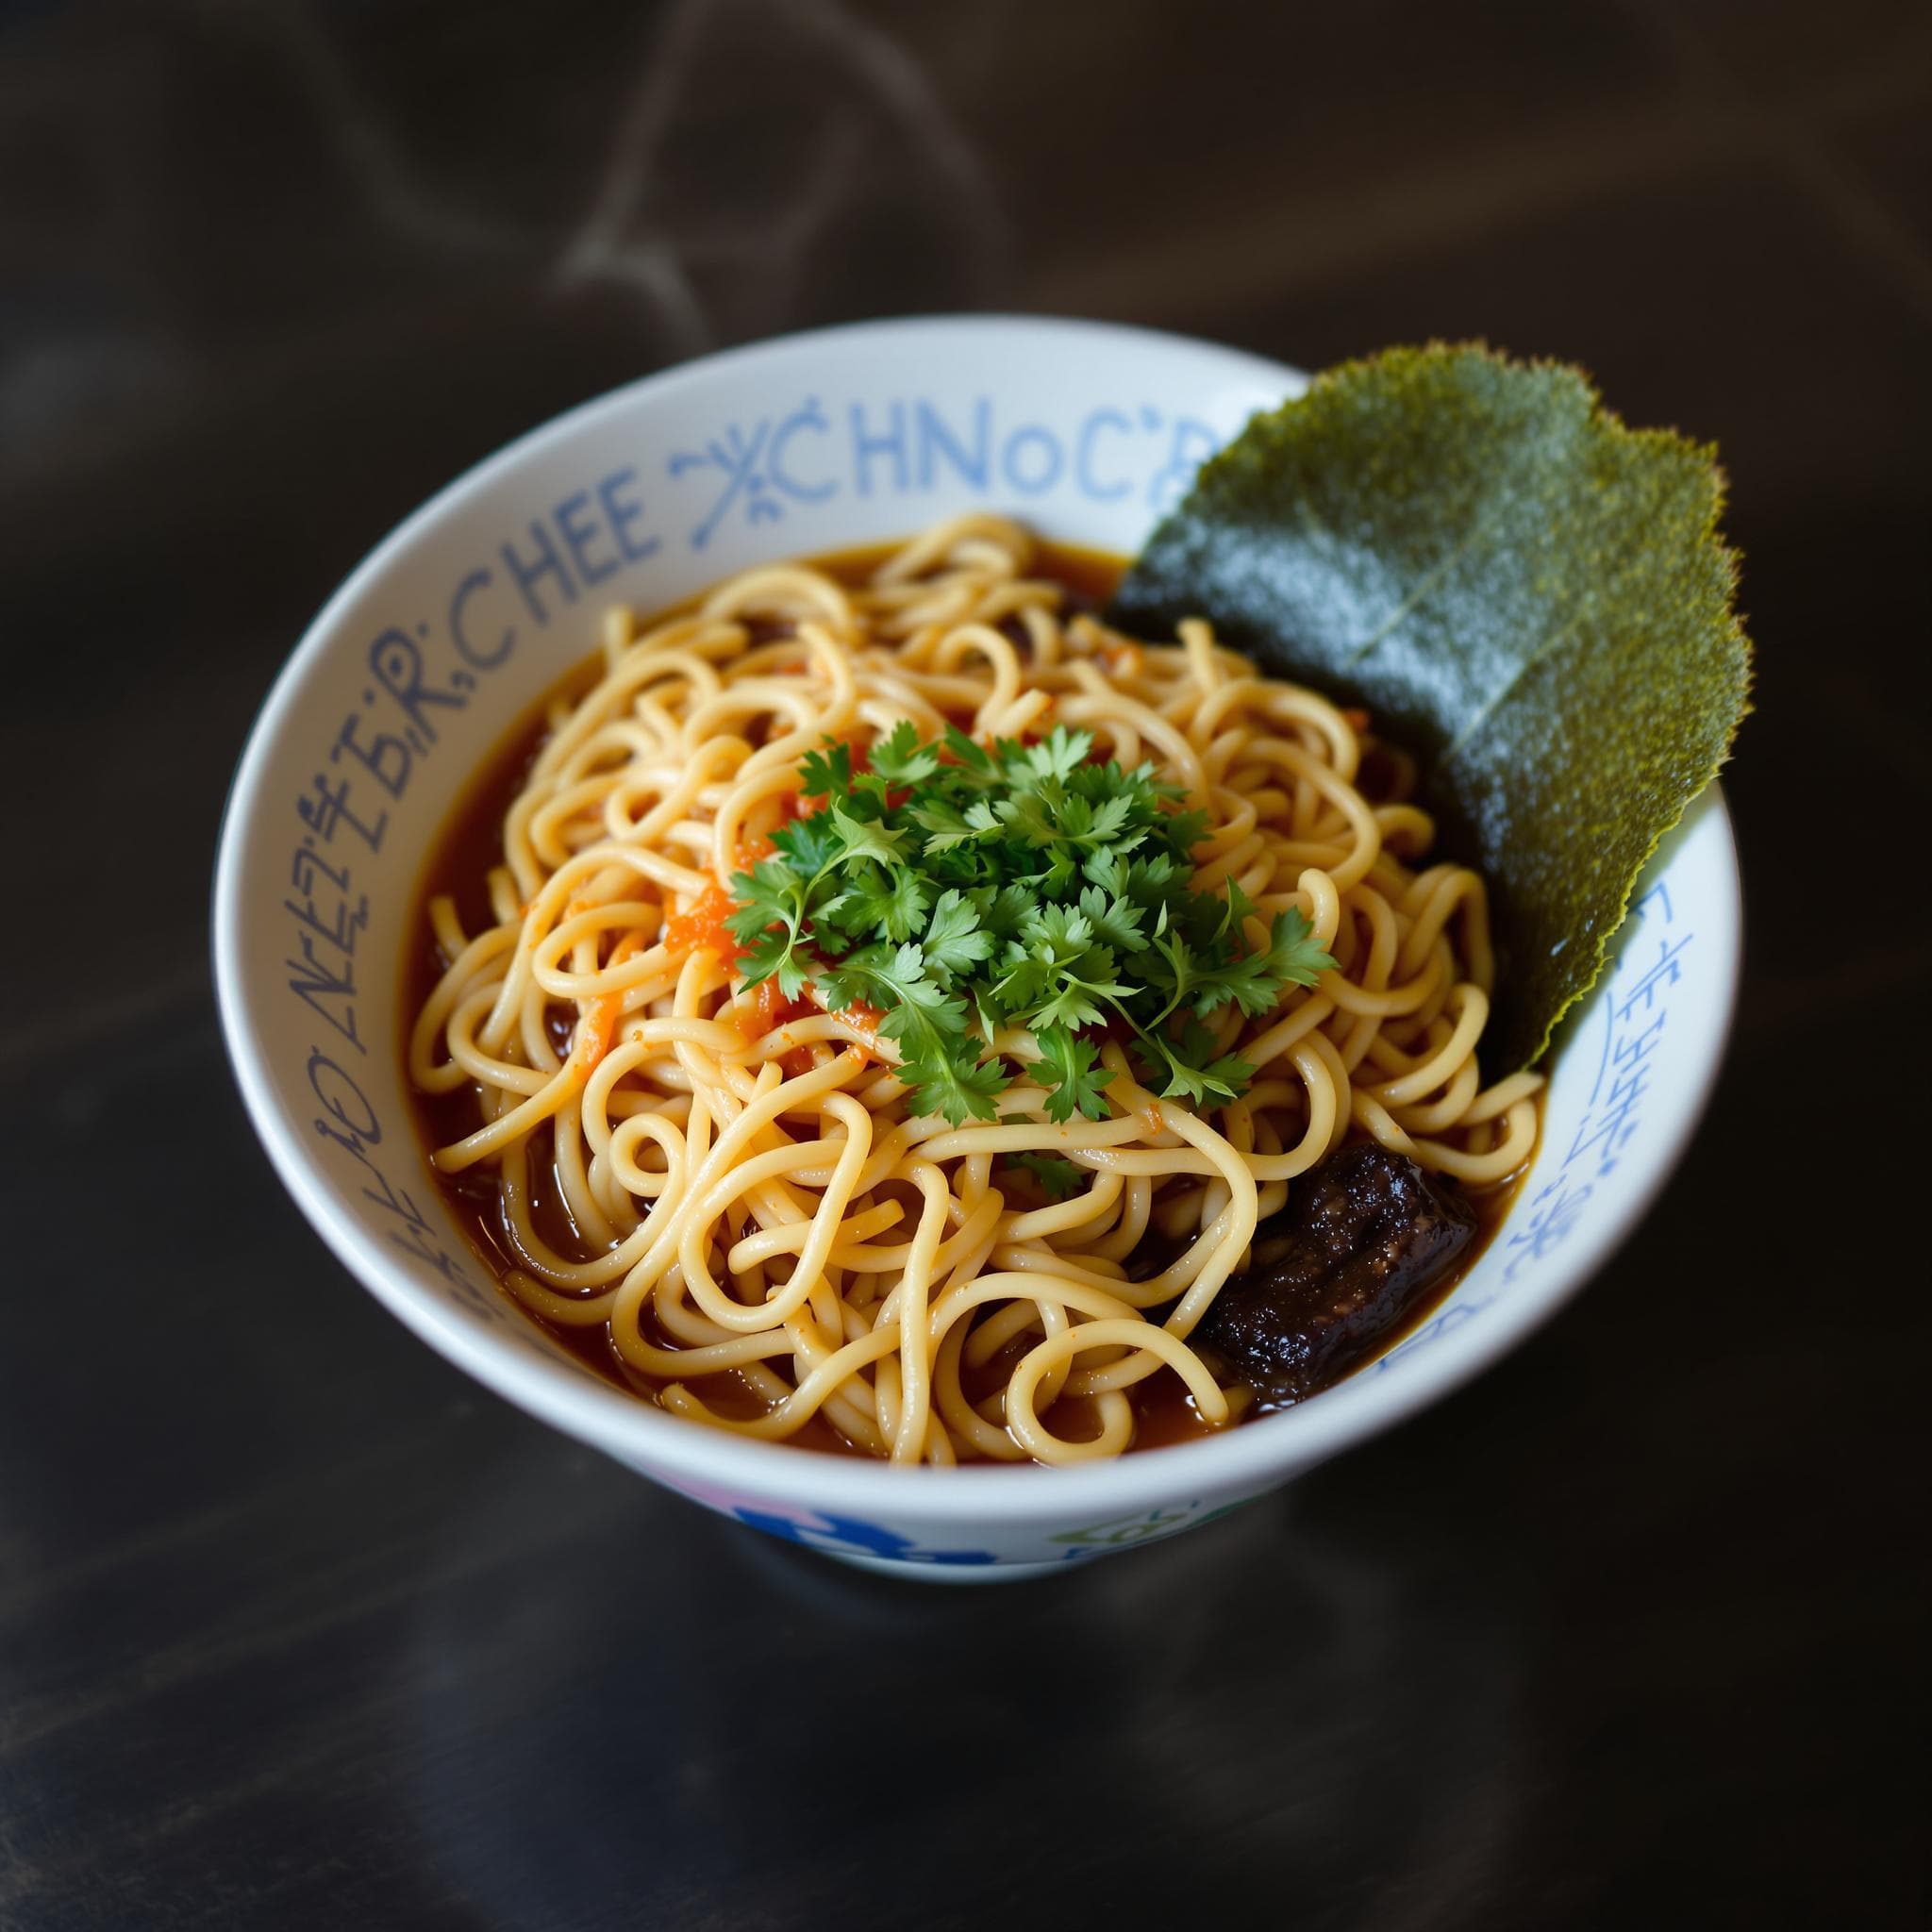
399,539,1525,1460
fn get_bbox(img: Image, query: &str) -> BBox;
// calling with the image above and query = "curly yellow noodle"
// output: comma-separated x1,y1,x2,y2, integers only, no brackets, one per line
411,516,1541,1463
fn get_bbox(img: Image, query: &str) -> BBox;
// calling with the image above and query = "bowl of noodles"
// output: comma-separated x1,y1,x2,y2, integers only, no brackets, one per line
215,316,1740,1579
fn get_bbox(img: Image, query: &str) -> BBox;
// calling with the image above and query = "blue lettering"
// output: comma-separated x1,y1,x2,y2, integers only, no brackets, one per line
358,1157,429,1233
553,490,618,588
449,568,514,669
1075,407,1134,502
291,841,351,898
284,887,368,958
1001,424,1064,496
369,629,468,744
312,1110,373,1164
916,397,991,490
767,400,835,503
668,425,774,549
329,712,412,800
597,466,659,563
499,520,576,626
289,948,362,1055
389,1221,487,1302
297,774,386,852
849,400,909,496
300,1056,489,1300
308,1047,379,1139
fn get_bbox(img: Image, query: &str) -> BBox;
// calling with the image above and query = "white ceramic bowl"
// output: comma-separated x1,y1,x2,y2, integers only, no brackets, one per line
215,316,1740,1580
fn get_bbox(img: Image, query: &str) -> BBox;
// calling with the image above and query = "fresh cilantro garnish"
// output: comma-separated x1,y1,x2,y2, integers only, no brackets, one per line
1004,1152,1083,1200
795,739,853,802
724,723,1335,1124
1032,1024,1114,1124
868,719,941,788
1140,1019,1257,1108
724,858,814,1000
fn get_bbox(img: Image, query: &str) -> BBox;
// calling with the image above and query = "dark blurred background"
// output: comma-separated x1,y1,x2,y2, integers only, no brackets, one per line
3,4,1927,1927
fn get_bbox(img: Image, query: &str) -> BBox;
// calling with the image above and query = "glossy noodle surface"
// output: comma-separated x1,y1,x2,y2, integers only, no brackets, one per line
406,518,1540,1464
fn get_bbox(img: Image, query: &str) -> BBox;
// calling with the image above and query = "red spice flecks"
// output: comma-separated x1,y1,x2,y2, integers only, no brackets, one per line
664,881,738,965
575,930,647,1070
751,977,809,1034
828,1002,889,1076
762,1001,887,1078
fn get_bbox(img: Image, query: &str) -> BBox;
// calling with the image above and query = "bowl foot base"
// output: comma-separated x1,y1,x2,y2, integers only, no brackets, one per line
824,1549,1066,1584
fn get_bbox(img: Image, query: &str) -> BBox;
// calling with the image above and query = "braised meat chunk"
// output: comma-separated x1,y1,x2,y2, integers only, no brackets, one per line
1201,1142,1479,1401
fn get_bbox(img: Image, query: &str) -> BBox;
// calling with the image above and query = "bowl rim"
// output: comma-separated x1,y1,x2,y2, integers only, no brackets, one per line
214,311,1743,1524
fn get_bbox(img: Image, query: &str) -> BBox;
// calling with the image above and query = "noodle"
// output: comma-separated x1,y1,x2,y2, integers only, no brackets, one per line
409,515,1541,1464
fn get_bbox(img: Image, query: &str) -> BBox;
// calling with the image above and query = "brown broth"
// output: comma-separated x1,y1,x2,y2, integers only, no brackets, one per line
399,540,1529,1461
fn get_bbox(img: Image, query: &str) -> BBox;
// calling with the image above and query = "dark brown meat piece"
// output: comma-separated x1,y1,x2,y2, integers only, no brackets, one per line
1200,1141,1478,1401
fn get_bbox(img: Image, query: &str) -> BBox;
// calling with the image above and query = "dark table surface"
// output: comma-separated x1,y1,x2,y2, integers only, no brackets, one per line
4,3,1928,1926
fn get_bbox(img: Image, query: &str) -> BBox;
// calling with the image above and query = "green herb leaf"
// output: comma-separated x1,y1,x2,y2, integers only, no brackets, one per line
833,863,929,944
1191,907,1335,1019
1004,1152,1083,1200
1032,1024,1115,1124
828,800,908,871
1011,725,1094,785
768,813,839,876
1076,884,1148,956
1143,1021,1257,1108
819,941,1004,1124
923,888,994,983
723,707,1330,1124
869,719,941,787
725,859,810,997
1109,342,1752,1070
734,922,809,1001
796,740,852,801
